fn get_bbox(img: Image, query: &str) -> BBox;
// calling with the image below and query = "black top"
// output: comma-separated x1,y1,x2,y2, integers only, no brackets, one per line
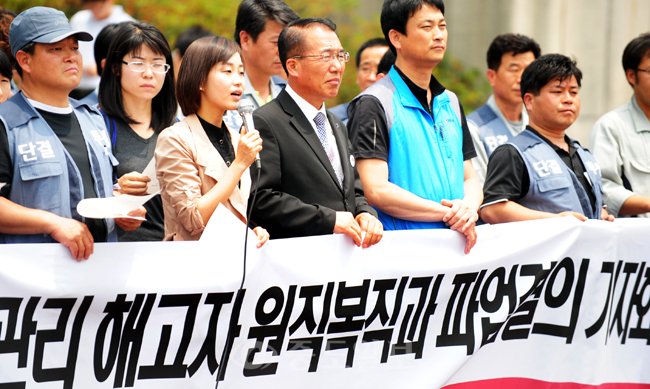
0,121,12,198
111,118,164,242
482,126,596,215
197,115,235,167
0,110,107,242
347,65,476,162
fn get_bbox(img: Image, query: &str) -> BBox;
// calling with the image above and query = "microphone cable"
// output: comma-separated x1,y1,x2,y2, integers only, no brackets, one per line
215,162,261,388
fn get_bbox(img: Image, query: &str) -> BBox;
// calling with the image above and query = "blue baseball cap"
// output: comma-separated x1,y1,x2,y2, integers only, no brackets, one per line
9,7,93,58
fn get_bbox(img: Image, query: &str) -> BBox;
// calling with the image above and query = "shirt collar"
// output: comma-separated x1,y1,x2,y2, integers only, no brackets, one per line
526,125,576,154
244,72,279,107
630,94,650,133
487,94,528,129
27,98,73,114
392,65,446,113
285,85,327,123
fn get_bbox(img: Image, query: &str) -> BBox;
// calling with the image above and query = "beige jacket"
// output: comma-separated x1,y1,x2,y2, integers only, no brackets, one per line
155,114,250,241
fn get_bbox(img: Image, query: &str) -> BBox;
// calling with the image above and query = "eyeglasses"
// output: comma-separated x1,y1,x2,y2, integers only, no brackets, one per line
293,51,350,63
122,61,170,74
637,67,650,75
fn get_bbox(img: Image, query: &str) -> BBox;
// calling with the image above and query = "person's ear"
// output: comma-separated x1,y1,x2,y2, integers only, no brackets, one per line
286,58,300,79
375,73,386,81
487,68,497,88
239,31,252,52
626,68,638,87
523,92,534,112
388,29,401,52
15,50,32,75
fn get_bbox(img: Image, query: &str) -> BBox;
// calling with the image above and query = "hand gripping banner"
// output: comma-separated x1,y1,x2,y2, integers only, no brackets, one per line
1,212,650,388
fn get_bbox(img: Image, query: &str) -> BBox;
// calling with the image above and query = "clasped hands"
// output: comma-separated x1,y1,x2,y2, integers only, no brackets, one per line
334,211,383,248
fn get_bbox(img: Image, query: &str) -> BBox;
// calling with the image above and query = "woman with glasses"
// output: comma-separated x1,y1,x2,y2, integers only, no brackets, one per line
155,36,268,244
98,21,176,241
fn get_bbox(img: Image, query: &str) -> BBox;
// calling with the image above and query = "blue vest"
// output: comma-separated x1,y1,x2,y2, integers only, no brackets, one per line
467,104,511,157
509,130,603,219
0,93,118,243
355,67,465,230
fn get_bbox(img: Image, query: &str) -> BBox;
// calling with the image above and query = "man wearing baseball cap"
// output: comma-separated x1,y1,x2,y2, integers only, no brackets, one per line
0,7,144,260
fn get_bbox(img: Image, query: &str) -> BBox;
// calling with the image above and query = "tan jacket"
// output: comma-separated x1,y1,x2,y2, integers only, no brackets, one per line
155,114,250,241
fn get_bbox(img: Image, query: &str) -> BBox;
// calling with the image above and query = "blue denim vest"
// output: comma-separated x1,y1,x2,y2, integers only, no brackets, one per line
355,67,465,230
509,130,603,219
467,104,511,157
0,93,118,243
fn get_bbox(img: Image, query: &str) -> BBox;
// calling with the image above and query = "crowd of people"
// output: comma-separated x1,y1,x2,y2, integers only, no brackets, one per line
1,0,649,261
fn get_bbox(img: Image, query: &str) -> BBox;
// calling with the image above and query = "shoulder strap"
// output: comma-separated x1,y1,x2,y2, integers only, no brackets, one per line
468,104,497,127
98,109,117,148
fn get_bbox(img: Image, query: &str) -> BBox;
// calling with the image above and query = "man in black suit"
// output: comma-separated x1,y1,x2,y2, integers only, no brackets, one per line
249,18,383,248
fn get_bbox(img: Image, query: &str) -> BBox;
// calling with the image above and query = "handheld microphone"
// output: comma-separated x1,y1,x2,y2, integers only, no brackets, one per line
237,99,261,169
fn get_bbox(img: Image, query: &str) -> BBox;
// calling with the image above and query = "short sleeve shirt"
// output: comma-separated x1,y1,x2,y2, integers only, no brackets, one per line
347,65,476,162
482,126,596,215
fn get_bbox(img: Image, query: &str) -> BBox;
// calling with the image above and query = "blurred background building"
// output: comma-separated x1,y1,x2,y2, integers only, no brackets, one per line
3,0,649,143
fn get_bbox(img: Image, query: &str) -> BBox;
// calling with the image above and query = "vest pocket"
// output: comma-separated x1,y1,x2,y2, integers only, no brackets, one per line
18,162,63,210
19,161,63,181
537,176,570,193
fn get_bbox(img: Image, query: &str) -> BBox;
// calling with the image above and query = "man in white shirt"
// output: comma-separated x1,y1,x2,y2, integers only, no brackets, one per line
590,33,650,218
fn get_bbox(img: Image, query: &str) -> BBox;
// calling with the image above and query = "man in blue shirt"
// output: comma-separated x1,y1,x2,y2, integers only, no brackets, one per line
347,0,482,254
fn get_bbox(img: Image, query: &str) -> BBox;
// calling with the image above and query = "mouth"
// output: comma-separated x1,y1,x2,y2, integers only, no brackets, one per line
326,78,341,86
141,84,155,89
231,90,243,99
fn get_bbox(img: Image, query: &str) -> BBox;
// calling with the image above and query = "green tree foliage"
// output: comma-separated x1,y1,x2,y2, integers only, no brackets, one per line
2,0,489,111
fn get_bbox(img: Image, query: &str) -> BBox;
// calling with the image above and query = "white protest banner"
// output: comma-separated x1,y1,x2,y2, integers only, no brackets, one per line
1,216,649,388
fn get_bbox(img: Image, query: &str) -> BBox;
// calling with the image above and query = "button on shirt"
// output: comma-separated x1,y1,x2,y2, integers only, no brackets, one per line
285,85,344,185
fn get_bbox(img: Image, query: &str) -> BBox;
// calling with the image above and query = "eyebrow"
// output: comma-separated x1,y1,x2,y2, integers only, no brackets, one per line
130,55,165,61
421,17,445,24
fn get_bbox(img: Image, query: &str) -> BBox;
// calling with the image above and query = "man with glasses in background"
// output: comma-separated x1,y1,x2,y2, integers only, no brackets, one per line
590,33,650,218
248,18,383,248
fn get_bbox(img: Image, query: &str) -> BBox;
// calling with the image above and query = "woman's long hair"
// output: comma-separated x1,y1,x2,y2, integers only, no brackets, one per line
98,21,176,133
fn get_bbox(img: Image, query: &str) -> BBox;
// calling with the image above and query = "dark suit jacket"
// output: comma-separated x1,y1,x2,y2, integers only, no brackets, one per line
249,89,377,239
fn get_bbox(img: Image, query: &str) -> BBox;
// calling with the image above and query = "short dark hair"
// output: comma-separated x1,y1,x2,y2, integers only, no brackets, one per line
0,49,11,79
234,0,299,45
355,38,388,68
381,0,445,55
520,53,582,98
486,33,541,71
176,36,241,116
377,49,396,75
14,41,34,77
622,32,650,86
94,23,120,77
175,25,213,58
278,18,337,75
98,21,177,133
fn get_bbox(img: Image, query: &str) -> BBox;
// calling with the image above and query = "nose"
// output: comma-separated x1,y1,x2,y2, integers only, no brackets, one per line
561,91,575,104
234,73,244,86
330,56,343,73
142,64,154,78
